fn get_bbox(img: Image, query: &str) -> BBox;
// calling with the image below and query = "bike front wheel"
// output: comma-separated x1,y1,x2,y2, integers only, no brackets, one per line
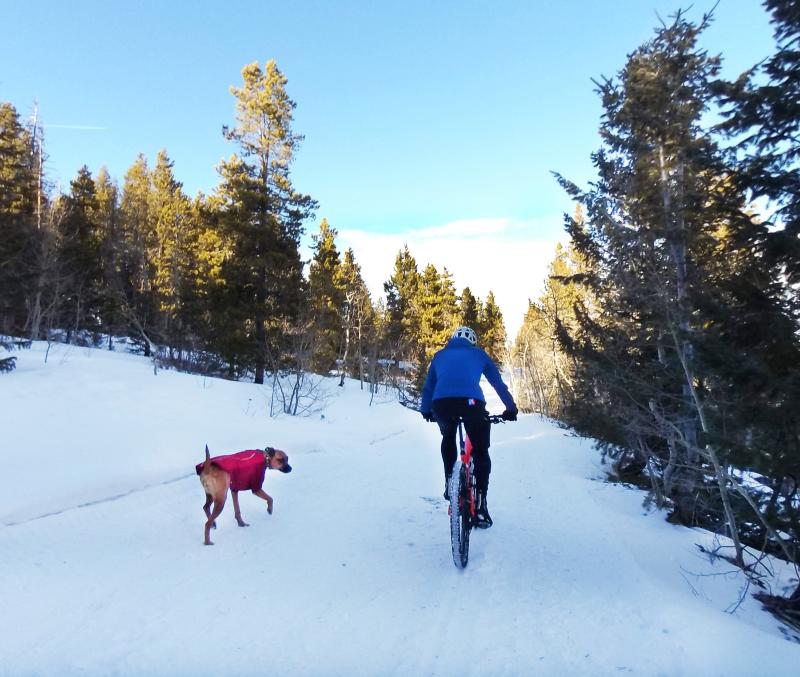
449,461,470,569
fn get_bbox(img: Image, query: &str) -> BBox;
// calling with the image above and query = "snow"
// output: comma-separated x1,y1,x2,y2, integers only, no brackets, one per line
1,341,798,676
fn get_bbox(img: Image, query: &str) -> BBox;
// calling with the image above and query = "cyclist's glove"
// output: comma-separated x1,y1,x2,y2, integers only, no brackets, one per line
502,408,518,422
421,411,435,422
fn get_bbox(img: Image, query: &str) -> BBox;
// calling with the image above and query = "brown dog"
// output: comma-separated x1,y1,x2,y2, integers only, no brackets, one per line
196,445,292,545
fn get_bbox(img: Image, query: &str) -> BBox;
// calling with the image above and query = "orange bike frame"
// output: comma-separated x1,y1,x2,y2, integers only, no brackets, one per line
458,421,477,518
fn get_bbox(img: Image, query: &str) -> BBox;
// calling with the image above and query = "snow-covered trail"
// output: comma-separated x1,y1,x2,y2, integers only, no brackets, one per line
1,344,798,676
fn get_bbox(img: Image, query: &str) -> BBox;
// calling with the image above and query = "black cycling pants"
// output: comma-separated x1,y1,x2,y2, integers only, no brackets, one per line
432,397,491,492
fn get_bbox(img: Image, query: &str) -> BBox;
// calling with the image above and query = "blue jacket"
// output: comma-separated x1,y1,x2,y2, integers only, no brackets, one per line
420,337,517,413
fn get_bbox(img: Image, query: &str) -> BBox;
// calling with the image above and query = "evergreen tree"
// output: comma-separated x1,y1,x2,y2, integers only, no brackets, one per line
59,166,103,341
479,291,506,364
458,286,481,329
0,339,16,373
716,0,800,284
117,154,157,354
186,193,228,364
0,102,39,335
712,1,800,596
93,167,122,345
416,262,458,363
0,103,36,216
555,11,735,524
438,267,459,339
308,218,344,373
512,301,551,413
554,10,800,570
367,298,388,395
337,247,375,386
149,149,194,355
412,263,459,396
511,237,589,416
214,61,317,383
383,245,421,365
711,2,800,541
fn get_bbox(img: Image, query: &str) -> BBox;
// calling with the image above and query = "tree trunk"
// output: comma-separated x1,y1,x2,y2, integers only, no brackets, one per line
357,312,364,389
658,146,701,511
28,290,43,340
254,143,271,386
670,324,744,566
338,310,351,387
254,263,266,385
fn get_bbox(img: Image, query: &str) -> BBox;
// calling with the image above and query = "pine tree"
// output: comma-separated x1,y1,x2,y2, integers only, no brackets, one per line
415,263,450,362
149,149,194,356
93,167,122,345
479,291,506,364
59,166,103,341
383,245,421,365
555,11,717,496
308,218,344,373
337,247,374,386
553,10,800,569
458,286,480,329
367,298,388,396
117,154,157,355
712,1,800,596
0,102,39,335
438,267,459,340
511,237,589,416
711,0,800,533
0,339,15,373
186,193,228,365
213,61,317,383
512,301,550,413
412,263,458,396
0,103,36,216
716,0,800,285
555,12,735,525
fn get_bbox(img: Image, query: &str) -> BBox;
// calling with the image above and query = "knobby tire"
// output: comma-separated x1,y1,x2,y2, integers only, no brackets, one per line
449,461,470,569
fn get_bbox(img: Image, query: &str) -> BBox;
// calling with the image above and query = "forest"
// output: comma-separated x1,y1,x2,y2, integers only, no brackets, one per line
0,61,506,406
2,1,799,621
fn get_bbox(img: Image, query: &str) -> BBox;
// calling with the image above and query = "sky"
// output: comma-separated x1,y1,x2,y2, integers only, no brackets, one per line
1,0,776,337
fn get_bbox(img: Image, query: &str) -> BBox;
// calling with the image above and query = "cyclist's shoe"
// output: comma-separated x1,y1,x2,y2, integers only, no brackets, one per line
474,491,493,529
443,474,451,501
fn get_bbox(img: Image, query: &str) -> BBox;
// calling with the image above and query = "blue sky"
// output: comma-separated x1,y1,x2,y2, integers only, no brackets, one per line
1,0,776,334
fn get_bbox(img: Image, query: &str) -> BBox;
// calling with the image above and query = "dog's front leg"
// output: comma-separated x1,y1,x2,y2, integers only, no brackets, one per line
231,490,249,527
252,488,274,514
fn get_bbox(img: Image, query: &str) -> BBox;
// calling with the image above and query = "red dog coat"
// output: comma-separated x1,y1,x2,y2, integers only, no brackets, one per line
195,450,267,491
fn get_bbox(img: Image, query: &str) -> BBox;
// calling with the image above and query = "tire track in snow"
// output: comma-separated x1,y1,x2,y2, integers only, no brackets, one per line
2,473,195,527
368,428,405,445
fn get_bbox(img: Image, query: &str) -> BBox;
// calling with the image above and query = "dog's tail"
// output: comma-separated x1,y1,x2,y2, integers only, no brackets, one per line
202,444,211,471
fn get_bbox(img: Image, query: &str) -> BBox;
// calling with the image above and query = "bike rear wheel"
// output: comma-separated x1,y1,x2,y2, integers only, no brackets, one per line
449,461,470,569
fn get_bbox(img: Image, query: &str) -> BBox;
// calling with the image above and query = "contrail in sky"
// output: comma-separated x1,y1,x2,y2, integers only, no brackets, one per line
43,124,108,131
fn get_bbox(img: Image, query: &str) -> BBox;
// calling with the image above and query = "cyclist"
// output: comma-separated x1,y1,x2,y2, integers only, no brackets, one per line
420,326,518,528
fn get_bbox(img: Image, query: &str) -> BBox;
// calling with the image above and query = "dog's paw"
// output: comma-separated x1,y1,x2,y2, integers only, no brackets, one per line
236,519,250,527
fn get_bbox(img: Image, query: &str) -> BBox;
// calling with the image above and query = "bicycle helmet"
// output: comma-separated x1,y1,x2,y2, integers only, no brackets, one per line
452,326,478,345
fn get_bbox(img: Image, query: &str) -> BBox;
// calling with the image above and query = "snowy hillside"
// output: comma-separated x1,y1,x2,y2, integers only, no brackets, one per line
1,342,798,676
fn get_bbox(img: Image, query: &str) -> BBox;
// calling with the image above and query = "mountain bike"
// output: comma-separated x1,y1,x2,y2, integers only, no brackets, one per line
447,414,504,569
